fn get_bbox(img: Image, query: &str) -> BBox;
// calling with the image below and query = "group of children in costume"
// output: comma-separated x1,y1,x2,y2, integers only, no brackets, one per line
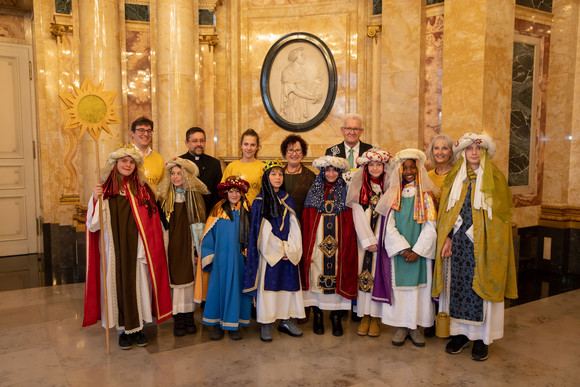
84,132,517,361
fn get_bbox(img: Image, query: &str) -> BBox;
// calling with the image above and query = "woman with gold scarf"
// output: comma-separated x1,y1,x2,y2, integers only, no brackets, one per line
432,133,518,361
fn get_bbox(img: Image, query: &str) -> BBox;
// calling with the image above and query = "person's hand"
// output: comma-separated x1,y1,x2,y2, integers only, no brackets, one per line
404,250,420,263
282,254,289,261
441,237,453,258
367,244,378,253
93,184,103,198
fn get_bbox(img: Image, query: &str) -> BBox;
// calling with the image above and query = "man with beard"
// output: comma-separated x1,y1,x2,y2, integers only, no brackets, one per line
180,127,223,213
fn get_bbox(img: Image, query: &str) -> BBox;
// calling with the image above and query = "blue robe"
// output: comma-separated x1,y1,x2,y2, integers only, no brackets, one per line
201,209,251,330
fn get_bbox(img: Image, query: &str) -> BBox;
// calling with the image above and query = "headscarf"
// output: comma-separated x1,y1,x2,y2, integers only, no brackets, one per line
157,157,210,224
260,160,285,219
375,149,437,223
346,148,393,208
304,155,350,214
446,132,509,222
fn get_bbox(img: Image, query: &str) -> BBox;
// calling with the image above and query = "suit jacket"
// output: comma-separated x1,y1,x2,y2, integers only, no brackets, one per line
180,152,223,214
325,141,373,158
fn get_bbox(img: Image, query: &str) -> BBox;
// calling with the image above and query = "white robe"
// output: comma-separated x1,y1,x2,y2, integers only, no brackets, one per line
378,186,437,329
86,195,153,334
351,199,383,318
255,213,305,323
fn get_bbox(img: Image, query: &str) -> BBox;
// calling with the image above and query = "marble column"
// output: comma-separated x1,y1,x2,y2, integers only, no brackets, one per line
543,0,580,205
440,0,515,175
380,0,425,151
156,0,199,159
78,0,123,202
199,41,216,156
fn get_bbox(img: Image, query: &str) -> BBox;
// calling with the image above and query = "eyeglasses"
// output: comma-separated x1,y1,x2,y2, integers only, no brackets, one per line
341,127,363,133
135,128,154,135
286,148,303,154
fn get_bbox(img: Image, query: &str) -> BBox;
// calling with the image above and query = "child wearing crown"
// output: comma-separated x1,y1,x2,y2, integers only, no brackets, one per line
243,160,305,342
83,145,172,350
374,149,438,347
200,176,253,340
157,158,209,337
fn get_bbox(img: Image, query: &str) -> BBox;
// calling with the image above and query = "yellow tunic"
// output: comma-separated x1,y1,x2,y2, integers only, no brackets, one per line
142,151,164,189
221,159,265,203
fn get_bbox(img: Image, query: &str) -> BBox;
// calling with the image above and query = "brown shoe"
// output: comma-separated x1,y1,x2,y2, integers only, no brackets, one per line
368,317,381,337
357,315,370,336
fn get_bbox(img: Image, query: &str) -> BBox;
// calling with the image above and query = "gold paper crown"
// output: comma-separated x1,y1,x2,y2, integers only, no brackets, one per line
262,159,284,172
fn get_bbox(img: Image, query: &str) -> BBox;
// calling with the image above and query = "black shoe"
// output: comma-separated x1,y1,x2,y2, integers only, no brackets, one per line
209,325,224,340
424,325,436,338
228,329,242,340
445,335,469,354
313,307,324,335
118,333,133,350
173,313,187,337
184,312,197,334
132,331,148,347
330,311,343,336
471,340,488,361
351,310,362,322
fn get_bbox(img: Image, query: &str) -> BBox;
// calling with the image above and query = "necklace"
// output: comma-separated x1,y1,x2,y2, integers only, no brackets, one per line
436,164,452,175
286,164,302,174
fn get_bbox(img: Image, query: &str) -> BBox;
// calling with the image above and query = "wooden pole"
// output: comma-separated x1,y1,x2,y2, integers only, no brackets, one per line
96,142,111,354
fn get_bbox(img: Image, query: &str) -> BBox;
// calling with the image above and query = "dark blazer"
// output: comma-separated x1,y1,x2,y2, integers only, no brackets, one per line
324,141,373,158
180,152,223,214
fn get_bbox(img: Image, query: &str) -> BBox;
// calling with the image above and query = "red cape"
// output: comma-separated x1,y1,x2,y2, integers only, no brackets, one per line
300,204,358,300
83,192,173,328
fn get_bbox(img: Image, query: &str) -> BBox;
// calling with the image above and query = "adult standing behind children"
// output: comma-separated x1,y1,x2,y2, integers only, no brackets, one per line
221,128,265,203
130,117,164,189
325,113,373,170
180,127,223,213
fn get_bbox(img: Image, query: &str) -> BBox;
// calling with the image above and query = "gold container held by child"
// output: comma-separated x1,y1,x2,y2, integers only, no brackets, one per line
436,312,450,338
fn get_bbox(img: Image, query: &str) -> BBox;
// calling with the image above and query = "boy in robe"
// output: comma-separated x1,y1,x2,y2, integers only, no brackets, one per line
244,160,305,342
201,176,253,340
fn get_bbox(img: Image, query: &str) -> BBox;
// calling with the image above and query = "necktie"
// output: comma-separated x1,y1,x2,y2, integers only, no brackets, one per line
348,148,354,169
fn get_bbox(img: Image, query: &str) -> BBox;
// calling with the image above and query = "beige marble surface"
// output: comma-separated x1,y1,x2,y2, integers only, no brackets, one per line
157,0,199,160
441,0,515,177
380,0,424,152
0,283,578,385
543,0,577,205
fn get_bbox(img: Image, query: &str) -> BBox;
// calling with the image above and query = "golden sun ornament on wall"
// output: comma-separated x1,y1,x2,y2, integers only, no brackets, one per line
59,76,121,142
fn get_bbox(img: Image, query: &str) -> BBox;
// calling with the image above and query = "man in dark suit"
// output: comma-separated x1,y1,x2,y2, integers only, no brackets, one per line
180,127,223,214
325,113,373,169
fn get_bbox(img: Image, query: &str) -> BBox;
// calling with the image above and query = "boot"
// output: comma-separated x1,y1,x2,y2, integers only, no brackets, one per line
313,307,324,335
368,317,381,337
184,312,197,334
357,315,370,336
330,311,343,336
173,313,186,337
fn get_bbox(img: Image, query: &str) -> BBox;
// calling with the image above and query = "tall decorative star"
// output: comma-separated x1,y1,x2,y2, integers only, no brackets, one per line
59,76,122,142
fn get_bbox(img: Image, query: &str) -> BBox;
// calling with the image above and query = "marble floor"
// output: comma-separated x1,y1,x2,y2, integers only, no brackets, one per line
0,283,579,386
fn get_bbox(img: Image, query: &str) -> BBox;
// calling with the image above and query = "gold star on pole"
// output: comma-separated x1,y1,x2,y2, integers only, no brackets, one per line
59,76,122,142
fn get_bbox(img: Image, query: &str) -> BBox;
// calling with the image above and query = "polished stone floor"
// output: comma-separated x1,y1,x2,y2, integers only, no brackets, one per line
0,282,579,386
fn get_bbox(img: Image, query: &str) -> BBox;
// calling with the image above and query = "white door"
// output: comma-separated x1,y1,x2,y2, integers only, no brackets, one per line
0,43,38,256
